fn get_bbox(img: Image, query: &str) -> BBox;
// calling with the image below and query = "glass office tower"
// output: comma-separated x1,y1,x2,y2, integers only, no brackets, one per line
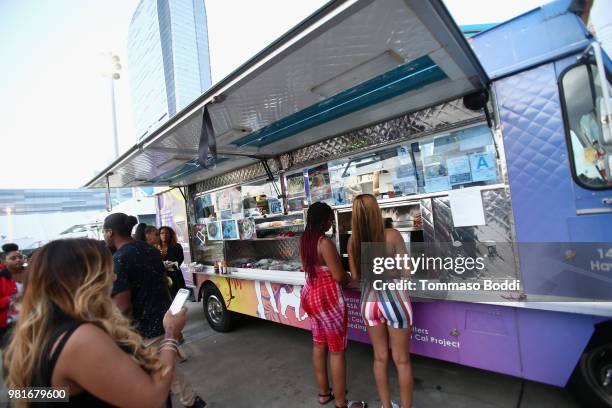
128,0,212,140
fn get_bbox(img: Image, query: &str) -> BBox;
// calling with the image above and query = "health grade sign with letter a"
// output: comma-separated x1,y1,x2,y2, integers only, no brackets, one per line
469,152,497,182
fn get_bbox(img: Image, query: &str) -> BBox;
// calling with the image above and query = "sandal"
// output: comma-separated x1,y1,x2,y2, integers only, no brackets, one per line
336,401,367,408
318,389,334,405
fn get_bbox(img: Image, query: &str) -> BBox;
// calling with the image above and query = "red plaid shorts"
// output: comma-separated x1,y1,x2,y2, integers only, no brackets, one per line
301,267,347,353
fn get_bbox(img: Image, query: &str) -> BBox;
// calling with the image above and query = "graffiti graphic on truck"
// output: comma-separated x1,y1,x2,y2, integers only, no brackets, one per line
254,281,307,321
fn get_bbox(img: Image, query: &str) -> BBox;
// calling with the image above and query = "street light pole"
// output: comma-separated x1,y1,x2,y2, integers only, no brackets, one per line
103,53,122,160
110,75,120,159
101,53,122,212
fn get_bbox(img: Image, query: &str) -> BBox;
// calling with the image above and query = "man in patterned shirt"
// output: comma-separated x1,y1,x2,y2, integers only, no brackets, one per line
104,213,206,408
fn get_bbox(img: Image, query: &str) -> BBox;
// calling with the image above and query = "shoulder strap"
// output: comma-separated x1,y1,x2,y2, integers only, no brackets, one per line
39,320,86,386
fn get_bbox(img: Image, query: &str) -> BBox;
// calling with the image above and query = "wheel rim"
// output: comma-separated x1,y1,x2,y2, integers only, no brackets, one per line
599,363,612,391
589,347,612,401
207,295,224,325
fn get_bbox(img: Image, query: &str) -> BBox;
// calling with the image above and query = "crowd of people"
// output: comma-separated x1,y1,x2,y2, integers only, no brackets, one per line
0,216,206,408
0,192,413,408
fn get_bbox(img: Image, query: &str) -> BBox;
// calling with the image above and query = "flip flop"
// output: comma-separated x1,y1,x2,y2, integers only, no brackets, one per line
337,401,368,408
318,389,334,405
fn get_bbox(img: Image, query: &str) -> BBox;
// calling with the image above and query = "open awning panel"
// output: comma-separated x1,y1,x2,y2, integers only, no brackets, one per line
86,0,487,189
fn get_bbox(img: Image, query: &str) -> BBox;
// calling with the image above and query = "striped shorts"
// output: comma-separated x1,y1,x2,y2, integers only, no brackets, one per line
361,282,413,329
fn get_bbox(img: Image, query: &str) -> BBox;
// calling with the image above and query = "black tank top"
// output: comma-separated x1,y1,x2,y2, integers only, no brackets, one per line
31,317,114,407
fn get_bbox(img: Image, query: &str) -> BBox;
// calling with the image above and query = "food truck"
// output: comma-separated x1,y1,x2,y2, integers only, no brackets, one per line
86,0,612,405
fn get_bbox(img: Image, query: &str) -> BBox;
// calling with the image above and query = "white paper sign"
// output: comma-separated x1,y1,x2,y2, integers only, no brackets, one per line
448,187,486,227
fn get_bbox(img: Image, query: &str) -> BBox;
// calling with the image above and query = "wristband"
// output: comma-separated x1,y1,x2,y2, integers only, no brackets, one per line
160,338,179,346
159,344,179,354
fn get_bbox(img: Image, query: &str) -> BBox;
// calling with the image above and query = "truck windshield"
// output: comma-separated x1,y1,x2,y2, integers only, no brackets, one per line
560,63,612,189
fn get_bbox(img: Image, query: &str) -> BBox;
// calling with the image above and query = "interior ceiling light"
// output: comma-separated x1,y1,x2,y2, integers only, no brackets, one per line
311,49,406,99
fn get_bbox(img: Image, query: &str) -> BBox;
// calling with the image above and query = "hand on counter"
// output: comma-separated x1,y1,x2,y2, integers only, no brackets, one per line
343,273,360,289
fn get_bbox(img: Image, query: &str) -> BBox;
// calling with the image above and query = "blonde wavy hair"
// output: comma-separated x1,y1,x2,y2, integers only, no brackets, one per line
350,194,386,278
4,238,162,407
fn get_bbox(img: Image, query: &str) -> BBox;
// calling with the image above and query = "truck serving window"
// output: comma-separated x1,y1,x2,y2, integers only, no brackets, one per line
560,63,612,190
326,124,500,205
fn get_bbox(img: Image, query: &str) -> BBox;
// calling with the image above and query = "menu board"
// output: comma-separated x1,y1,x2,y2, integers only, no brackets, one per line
217,187,243,219
393,164,417,195
433,134,459,154
286,171,307,212
423,155,451,193
268,197,283,215
447,155,472,185
459,127,492,151
195,193,215,222
308,163,333,204
329,159,362,205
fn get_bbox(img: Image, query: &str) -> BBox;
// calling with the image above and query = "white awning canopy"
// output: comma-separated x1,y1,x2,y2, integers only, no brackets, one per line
85,0,487,189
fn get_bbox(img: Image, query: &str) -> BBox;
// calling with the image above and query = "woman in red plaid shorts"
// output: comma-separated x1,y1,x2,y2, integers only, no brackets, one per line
300,202,367,408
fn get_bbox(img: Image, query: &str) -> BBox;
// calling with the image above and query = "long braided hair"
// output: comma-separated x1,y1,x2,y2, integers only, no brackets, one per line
300,202,334,283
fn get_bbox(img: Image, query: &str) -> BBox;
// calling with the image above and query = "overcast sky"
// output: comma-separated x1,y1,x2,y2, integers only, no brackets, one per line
0,0,554,189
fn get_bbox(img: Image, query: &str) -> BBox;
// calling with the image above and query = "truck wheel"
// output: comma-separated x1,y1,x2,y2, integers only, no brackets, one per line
573,344,612,407
202,285,233,332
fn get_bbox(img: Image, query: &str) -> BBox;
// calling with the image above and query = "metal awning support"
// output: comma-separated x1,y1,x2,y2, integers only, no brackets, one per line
105,173,113,212
260,159,282,197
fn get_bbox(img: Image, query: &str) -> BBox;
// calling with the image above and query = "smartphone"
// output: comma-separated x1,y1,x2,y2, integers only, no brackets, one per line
169,288,190,315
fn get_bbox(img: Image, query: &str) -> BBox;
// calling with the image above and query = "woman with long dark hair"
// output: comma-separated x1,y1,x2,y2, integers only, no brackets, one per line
159,226,187,299
4,238,187,408
300,202,366,408
348,194,413,408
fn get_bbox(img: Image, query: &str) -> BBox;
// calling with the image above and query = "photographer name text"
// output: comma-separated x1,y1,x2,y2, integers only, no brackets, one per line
372,279,521,292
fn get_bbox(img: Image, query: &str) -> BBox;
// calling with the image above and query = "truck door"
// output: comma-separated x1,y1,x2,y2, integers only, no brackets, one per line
558,44,612,243
557,44,612,301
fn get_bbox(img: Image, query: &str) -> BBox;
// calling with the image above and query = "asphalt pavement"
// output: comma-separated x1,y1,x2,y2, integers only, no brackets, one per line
173,302,581,408
0,301,581,407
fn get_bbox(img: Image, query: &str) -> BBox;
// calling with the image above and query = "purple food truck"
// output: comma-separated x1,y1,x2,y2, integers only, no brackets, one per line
86,0,612,405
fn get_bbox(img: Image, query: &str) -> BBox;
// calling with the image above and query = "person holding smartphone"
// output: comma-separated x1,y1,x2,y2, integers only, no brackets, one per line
4,238,187,408
104,213,206,408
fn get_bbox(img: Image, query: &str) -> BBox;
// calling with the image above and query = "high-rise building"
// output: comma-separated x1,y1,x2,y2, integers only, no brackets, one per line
127,0,212,140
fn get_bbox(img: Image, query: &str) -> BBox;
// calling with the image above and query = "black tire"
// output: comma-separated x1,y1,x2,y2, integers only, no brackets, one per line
201,285,233,332
572,344,612,408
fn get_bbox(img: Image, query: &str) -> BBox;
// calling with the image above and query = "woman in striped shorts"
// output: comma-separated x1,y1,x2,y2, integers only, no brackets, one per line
348,194,414,408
